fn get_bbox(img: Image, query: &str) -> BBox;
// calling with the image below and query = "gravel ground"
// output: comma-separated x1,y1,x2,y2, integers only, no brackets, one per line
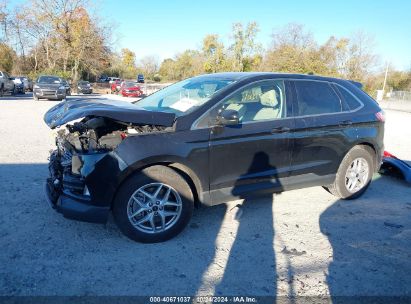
0,94,410,298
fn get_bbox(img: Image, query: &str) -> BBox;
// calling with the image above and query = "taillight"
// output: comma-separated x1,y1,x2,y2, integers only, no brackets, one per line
375,111,385,122
383,151,397,158
120,132,127,140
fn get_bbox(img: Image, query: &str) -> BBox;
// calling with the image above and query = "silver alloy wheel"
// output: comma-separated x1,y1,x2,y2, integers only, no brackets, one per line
344,157,370,193
127,182,182,234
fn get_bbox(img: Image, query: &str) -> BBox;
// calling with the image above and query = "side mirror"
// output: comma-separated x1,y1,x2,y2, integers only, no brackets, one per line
216,109,240,126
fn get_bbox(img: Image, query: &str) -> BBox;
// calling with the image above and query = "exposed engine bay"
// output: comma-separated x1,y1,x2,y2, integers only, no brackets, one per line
57,116,170,154
46,116,172,204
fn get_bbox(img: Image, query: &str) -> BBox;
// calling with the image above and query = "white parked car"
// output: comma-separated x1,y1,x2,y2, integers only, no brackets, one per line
0,71,16,96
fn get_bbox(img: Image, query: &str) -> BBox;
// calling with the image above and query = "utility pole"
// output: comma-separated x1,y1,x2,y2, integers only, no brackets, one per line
382,62,389,92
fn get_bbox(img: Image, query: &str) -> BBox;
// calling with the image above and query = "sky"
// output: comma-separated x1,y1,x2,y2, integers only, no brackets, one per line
9,0,411,70
99,0,411,70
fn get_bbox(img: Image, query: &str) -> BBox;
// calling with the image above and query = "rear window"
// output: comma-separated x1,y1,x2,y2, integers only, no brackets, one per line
125,82,138,88
335,85,362,111
294,81,342,116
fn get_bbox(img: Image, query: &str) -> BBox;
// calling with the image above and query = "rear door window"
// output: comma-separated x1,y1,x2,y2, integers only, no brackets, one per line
294,81,342,116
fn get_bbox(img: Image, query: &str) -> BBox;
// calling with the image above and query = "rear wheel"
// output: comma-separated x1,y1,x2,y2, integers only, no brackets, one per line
324,145,374,199
113,165,194,243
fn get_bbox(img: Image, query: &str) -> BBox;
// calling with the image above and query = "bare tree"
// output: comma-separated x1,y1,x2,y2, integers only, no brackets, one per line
138,55,160,80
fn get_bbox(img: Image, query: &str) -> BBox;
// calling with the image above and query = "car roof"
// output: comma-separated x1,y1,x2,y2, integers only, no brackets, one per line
196,72,355,84
38,75,61,78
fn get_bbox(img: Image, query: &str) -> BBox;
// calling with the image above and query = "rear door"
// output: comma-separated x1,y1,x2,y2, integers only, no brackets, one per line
289,80,357,182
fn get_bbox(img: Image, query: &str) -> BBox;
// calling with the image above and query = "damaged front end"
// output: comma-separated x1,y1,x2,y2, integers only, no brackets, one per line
45,115,171,223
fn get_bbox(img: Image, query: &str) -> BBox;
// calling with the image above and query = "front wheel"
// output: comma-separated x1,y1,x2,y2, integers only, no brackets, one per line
0,85,4,97
324,145,375,200
113,165,194,243
33,94,39,101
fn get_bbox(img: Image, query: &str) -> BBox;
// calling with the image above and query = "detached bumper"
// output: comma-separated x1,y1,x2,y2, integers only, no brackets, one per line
44,178,109,223
380,155,411,184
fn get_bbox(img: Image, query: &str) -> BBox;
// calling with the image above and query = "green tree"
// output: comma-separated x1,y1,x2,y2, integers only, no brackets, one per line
159,58,177,81
229,22,261,71
202,34,226,73
169,50,204,80
264,23,327,74
0,42,14,72
120,48,137,78
387,70,411,91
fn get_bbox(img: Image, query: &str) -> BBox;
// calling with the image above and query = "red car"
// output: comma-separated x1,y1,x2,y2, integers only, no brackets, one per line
120,81,143,97
110,79,122,94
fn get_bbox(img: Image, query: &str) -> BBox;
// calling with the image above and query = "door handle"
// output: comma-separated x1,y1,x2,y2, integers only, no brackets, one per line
271,126,290,133
340,120,353,126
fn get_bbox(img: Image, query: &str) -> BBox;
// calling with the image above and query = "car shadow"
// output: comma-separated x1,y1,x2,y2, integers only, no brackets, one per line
0,162,229,296
212,151,281,296
2,163,411,296
0,92,34,101
320,175,411,297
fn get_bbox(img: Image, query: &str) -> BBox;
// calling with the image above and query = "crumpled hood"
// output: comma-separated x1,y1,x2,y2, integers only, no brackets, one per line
43,98,176,129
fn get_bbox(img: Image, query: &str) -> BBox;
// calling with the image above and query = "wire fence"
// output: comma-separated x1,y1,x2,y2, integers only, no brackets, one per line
388,91,411,102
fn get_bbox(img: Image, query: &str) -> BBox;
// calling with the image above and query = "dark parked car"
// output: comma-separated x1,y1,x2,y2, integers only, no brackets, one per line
33,75,68,101
137,74,145,83
44,72,384,243
11,77,25,94
76,80,93,94
98,75,109,82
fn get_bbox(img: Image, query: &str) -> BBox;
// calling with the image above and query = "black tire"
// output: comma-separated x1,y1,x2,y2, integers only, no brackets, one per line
11,85,16,96
324,145,375,200
113,165,194,243
0,85,4,97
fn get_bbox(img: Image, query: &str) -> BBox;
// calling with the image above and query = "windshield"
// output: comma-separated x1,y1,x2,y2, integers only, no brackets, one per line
38,76,61,84
136,76,235,116
79,81,89,85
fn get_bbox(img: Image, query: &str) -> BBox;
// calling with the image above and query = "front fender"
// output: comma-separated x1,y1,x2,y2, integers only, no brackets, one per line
85,129,210,207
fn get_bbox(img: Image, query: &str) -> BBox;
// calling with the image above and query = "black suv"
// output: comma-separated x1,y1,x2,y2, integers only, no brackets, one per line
44,73,384,243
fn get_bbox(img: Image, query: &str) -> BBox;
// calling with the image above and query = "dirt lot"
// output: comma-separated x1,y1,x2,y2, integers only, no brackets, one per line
0,94,410,299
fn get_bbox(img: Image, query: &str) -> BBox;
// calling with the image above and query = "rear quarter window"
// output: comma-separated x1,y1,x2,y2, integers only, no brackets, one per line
335,85,363,111
294,80,342,116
